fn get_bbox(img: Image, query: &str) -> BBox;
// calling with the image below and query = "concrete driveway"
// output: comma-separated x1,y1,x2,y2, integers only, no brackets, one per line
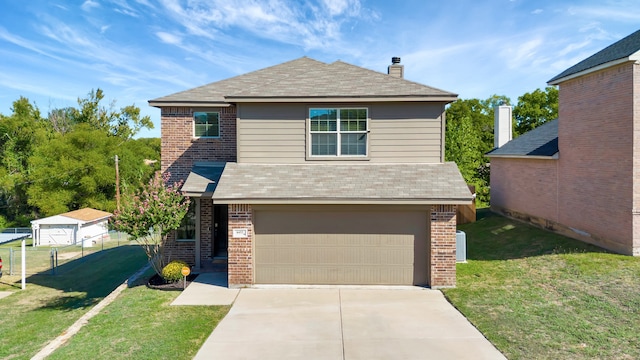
193,288,505,360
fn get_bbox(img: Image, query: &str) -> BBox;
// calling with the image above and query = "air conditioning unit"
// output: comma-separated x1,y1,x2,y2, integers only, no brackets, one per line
456,230,467,263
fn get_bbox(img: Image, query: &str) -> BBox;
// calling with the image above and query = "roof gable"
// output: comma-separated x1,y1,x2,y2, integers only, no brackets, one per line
549,29,640,84
487,119,558,158
149,57,457,105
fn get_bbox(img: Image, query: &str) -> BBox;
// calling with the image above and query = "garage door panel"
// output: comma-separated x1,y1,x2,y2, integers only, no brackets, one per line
256,265,413,285
254,209,427,285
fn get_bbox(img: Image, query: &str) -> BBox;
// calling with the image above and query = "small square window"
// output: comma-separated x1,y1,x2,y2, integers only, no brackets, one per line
194,112,220,138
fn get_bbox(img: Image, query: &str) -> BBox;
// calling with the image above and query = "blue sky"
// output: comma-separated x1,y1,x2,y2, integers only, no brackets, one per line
1,0,638,138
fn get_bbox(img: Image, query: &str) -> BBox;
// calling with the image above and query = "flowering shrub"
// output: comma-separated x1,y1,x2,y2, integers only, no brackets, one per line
113,171,190,277
162,260,190,283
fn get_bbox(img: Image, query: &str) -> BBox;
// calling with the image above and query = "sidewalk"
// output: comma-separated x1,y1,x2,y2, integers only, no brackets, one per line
171,272,239,306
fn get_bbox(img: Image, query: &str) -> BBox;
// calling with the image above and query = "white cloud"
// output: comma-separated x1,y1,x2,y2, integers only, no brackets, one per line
114,8,139,17
100,25,111,34
81,0,100,12
532,9,543,15
321,0,361,16
500,37,543,70
567,4,640,22
157,0,368,50
156,31,182,45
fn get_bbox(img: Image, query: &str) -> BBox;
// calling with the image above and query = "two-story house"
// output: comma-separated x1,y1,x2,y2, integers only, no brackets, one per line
488,29,640,256
149,57,472,288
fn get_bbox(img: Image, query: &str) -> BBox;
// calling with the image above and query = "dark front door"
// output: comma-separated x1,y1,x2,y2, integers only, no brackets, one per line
212,204,228,258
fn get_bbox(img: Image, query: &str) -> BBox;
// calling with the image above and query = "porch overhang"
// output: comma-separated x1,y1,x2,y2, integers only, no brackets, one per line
181,162,226,197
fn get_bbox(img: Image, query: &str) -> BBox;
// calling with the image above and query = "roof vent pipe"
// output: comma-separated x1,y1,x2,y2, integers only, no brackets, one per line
388,57,404,78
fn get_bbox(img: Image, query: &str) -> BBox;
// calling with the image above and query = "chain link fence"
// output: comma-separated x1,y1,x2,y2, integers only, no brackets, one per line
0,230,132,277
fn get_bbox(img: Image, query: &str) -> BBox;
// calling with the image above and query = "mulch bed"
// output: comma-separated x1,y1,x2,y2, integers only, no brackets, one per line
147,273,199,291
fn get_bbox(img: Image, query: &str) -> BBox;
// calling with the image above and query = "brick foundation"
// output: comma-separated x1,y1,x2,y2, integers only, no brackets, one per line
228,204,253,287
430,205,457,288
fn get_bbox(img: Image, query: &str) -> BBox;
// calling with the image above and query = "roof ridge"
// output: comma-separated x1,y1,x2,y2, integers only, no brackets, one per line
230,57,331,97
151,57,326,101
328,61,457,96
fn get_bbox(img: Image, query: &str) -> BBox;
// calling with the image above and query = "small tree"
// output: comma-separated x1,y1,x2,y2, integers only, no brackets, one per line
113,171,190,276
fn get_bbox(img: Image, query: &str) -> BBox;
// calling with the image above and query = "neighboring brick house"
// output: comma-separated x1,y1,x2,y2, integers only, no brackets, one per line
488,29,640,256
149,57,472,288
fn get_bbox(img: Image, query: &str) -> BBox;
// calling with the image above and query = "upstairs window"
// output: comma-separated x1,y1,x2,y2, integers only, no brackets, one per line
309,108,367,156
194,112,220,138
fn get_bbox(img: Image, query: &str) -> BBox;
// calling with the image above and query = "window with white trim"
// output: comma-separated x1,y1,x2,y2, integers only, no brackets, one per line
309,108,367,156
194,112,220,138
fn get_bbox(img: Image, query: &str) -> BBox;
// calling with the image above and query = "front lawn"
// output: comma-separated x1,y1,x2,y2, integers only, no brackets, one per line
443,210,640,359
0,245,148,359
47,273,229,360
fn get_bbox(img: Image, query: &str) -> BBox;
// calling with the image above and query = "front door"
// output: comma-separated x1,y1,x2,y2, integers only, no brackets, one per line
212,204,228,258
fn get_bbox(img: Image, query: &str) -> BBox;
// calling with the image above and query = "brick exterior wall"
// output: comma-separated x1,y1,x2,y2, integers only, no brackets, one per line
228,204,253,287
491,62,640,256
490,157,559,223
161,106,237,267
558,62,635,255
633,64,640,256
429,205,457,288
164,238,196,265
161,106,237,183
200,199,213,263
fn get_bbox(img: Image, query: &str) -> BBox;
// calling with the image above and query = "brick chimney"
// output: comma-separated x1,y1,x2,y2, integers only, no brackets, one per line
387,57,404,78
494,104,513,148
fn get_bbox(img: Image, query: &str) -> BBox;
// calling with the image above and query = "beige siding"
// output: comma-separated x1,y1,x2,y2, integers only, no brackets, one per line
237,102,445,164
237,103,307,163
369,103,443,163
253,205,429,285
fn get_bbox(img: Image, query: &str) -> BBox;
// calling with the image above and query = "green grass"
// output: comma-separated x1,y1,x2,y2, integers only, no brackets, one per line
443,210,640,360
0,245,148,359
0,233,133,275
47,275,230,360
0,241,228,360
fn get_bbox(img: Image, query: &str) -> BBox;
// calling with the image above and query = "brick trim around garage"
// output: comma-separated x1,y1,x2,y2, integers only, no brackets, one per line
228,204,254,288
430,205,457,288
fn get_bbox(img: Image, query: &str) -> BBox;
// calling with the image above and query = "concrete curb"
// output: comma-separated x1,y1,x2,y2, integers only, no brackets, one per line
30,263,151,360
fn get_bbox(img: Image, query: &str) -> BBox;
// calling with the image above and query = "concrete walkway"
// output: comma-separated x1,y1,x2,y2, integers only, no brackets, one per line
171,272,239,306
188,286,506,360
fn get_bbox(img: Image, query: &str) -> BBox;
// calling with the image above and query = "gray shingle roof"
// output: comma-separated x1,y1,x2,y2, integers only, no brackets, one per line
182,162,226,196
211,162,472,204
549,29,640,84
149,57,457,105
486,119,558,158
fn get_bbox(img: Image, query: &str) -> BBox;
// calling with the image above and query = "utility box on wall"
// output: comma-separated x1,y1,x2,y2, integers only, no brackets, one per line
456,230,467,263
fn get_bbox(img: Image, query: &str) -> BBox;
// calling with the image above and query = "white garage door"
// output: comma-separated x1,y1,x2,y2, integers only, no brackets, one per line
254,207,428,285
40,225,75,245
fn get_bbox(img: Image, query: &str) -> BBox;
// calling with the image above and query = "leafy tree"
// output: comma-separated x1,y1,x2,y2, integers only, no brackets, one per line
446,95,510,205
66,89,154,139
514,86,558,135
27,124,119,215
113,171,190,276
0,98,51,223
19,89,158,218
